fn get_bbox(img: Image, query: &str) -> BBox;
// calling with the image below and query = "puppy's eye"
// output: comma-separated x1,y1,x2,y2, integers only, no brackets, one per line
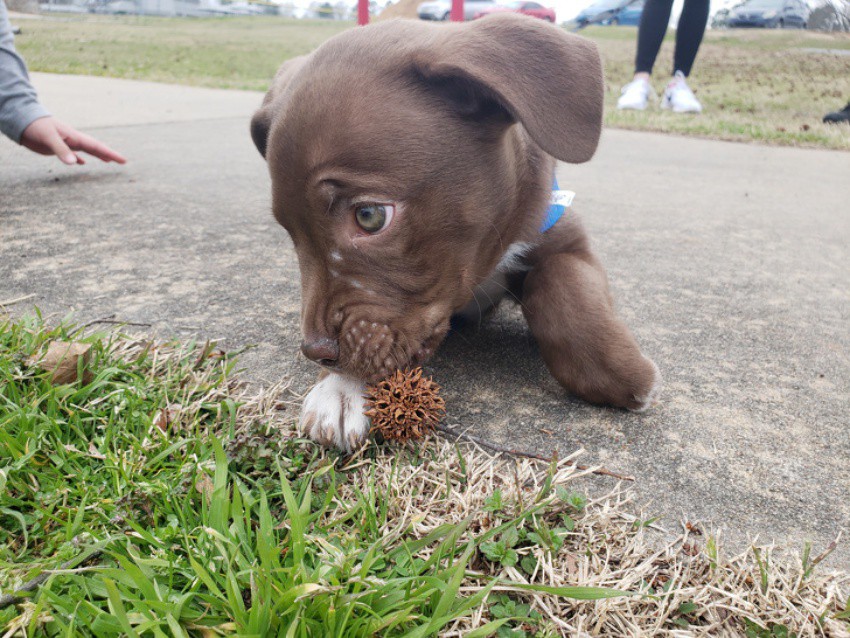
354,203,394,234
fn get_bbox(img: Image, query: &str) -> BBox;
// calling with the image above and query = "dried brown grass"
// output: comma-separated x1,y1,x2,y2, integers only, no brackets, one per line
228,372,850,637
50,333,850,636
342,446,849,635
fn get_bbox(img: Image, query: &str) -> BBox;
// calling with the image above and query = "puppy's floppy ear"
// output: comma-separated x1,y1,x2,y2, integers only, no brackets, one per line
250,55,310,159
250,103,273,159
416,14,604,164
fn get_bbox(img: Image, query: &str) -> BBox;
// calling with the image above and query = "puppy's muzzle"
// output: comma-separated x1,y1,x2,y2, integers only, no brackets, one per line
301,337,339,367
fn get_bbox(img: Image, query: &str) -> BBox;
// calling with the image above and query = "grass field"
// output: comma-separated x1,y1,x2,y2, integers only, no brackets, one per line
11,13,850,149
2,314,848,636
0,315,623,637
12,15,348,91
597,26,850,149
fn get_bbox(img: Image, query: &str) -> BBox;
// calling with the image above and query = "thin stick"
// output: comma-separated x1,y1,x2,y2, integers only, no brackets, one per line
436,424,634,482
0,549,103,609
808,534,841,571
81,316,152,330
437,424,552,461
0,293,36,307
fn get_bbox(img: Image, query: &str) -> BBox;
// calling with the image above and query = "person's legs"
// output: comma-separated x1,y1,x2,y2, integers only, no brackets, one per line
635,0,675,76
620,0,710,112
673,0,710,76
655,0,710,113
618,0,674,110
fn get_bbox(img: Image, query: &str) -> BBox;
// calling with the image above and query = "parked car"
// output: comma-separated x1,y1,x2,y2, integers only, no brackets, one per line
607,0,642,24
725,0,808,27
709,0,744,28
473,1,556,22
711,7,731,27
417,0,495,20
91,0,136,14
573,0,641,28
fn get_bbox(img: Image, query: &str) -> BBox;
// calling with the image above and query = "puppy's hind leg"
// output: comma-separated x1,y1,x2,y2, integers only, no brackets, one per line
521,250,661,412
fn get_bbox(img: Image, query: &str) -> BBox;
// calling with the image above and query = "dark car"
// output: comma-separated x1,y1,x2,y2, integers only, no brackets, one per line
607,0,643,24
573,0,642,28
711,7,731,27
417,0,495,20
474,1,556,22
726,0,808,28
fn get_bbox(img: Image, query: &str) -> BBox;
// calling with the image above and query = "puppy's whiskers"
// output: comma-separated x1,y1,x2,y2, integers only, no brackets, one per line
468,284,486,331
397,330,415,368
486,220,505,254
390,346,404,375
472,273,525,310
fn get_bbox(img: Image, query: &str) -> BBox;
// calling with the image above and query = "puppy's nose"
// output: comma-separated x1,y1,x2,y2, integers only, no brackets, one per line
301,337,339,367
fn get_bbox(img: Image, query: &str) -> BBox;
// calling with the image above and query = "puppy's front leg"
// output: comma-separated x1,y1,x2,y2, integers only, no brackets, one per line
300,372,370,452
522,250,661,412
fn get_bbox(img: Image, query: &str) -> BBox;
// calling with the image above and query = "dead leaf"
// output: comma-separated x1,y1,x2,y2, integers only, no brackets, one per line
30,341,93,385
195,474,214,504
565,553,579,578
152,404,182,432
87,442,106,460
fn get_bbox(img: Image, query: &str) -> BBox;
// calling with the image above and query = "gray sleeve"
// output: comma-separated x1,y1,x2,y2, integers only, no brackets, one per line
1,0,50,143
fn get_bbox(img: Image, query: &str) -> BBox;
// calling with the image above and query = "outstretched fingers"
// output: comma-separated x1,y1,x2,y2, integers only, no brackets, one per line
38,121,79,165
58,122,126,164
20,117,126,165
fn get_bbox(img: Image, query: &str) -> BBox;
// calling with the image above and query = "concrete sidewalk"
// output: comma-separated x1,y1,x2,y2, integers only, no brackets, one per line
2,73,849,566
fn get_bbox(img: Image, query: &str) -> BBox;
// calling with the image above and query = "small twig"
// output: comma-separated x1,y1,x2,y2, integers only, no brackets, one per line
808,534,841,572
81,315,152,330
437,424,552,461
436,424,634,482
0,549,103,609
0,293,36,307
39,566,104,577
193,340,215,370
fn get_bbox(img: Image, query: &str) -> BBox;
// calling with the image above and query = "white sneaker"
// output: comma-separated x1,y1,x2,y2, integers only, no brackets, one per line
661,71,702,113
617,77,654,111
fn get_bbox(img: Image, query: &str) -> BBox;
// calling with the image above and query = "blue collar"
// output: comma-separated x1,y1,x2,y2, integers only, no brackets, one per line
449,178,571,334
539,176,574,233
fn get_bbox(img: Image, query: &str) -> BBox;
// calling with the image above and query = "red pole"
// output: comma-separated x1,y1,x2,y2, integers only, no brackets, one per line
358,0,369,25
450,0,463,21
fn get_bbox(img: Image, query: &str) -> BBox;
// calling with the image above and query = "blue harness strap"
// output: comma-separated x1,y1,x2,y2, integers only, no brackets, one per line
539,176,566,233
451,176,572,332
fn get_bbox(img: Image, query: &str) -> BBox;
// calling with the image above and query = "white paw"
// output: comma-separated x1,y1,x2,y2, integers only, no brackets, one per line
299,374,370,452
630,358,663,413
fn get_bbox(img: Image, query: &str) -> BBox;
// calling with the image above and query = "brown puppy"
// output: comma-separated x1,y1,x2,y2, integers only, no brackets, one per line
251,14,660,452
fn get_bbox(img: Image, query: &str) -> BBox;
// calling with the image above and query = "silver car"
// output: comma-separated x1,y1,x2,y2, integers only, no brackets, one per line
417,0,496,20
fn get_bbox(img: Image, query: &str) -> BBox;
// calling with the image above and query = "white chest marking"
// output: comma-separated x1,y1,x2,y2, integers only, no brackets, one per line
496,242,533,274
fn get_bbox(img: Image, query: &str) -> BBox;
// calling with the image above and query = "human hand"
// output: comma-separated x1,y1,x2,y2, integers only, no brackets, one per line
19,116,126,165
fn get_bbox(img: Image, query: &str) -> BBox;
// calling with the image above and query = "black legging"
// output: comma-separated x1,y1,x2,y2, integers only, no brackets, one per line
635,0,710,77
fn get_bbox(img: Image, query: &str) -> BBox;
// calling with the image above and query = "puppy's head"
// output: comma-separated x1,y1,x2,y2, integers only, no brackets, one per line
252,14,603,382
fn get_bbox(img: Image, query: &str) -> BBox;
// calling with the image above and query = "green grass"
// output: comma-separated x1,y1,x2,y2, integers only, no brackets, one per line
590,25,850,149
11,13,850,149
14,15,350,91
0,314,623,636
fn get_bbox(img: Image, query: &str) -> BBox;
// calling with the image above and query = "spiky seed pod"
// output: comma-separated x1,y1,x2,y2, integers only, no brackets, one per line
365,367,446,442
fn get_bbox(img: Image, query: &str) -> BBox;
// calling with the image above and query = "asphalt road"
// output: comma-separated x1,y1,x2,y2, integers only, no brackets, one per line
2,73,848,567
